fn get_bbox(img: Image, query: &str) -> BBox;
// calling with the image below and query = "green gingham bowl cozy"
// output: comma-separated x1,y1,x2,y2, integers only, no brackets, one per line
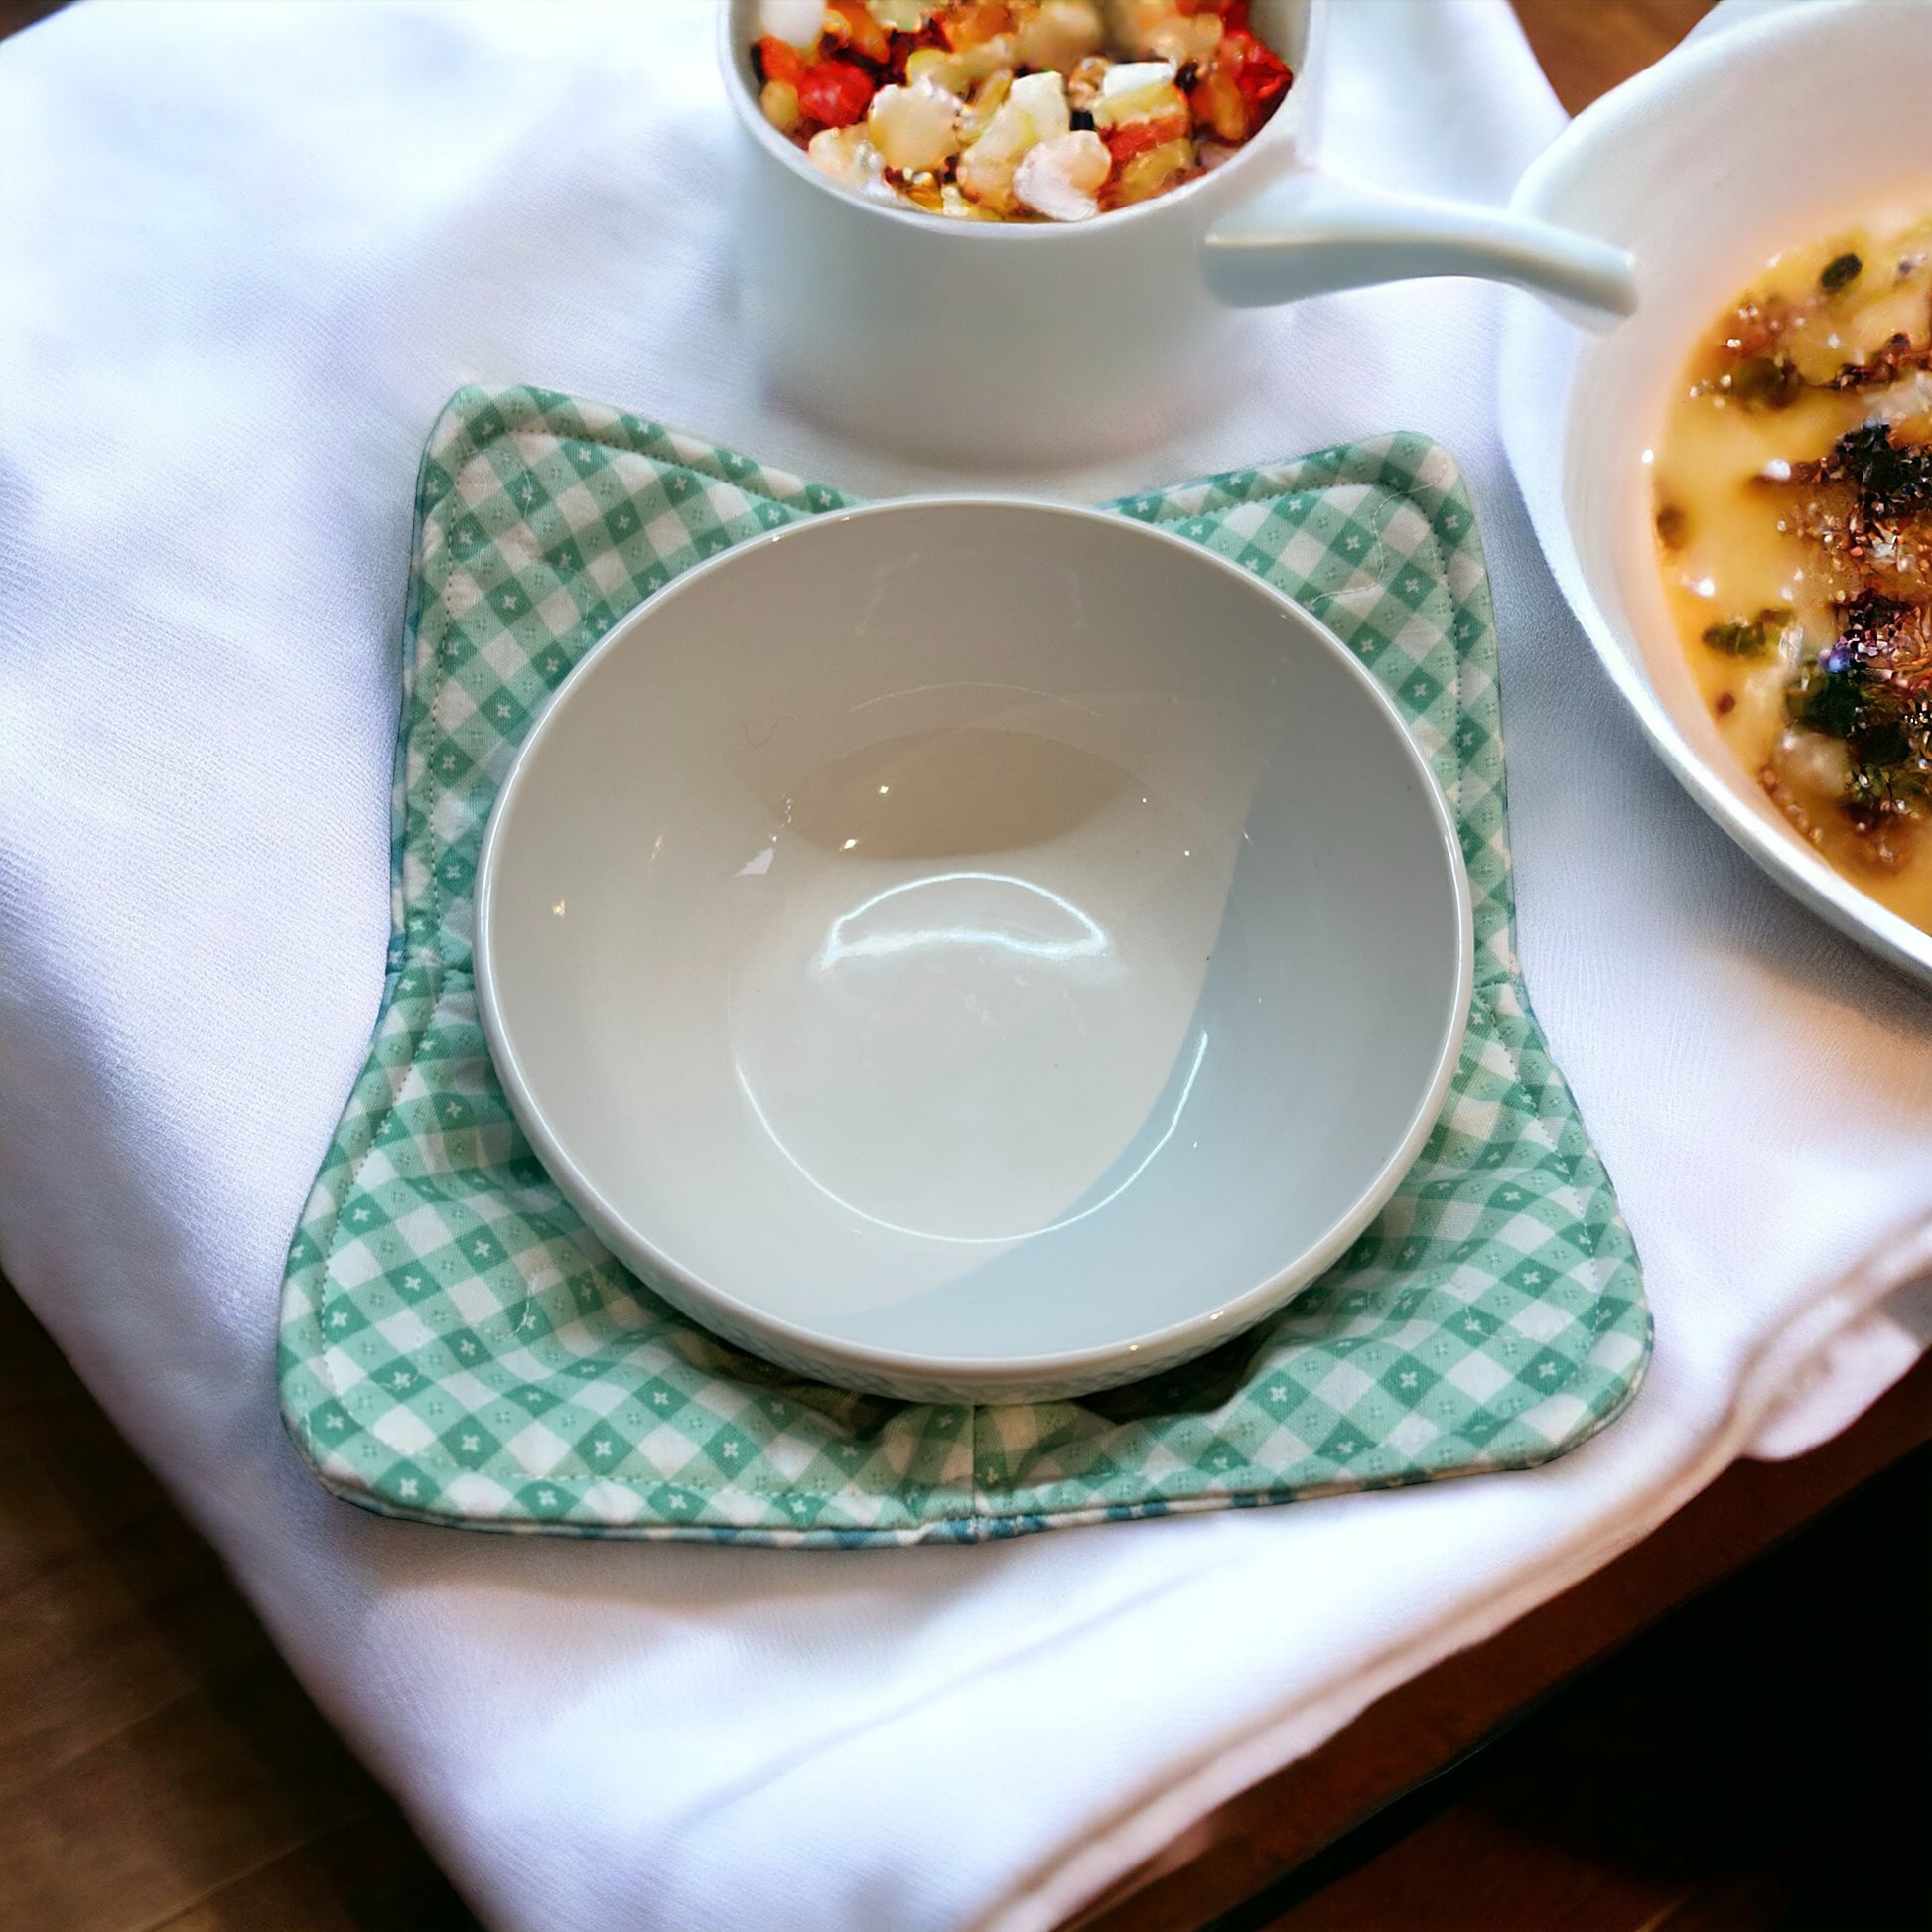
277,386,1651,1546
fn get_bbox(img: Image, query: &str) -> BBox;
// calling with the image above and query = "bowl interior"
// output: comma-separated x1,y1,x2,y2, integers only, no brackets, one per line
1504,0,1932,980
719,0,1322,203
479,502,1466,1378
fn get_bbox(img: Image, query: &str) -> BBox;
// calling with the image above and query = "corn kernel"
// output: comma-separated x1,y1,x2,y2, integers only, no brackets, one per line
1091,79,1187,129
1188,67,1247,144
1108,134,1193,205
905,47,970,93
1013,129,1110,220
759,78,802,135
868,80,963,175
1145,11,1222,66
958,67,1013,140
939,182,1000,219
1009,69,1070,143
956,32,1020,82
1064,54,1110,111
955,94,1038,214
1015,0,1105,74
807,123,882,190
1109,0,1178,58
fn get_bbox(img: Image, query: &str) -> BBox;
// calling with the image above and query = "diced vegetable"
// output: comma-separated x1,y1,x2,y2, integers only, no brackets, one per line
1091,78,1187,128
905,46,971,90
1013,129,1110,219
755,0,1292,222
942,0,1014,49
759,0,826,49
868,79,964,173
1220,26,1290,118
1108,133,1192,205
955,94,1041,212
754,36,804,85
1110,0,1182,56
1015,0,1105,73
1142,9,1221,64
940,181,1000,217
797,57,878,128
1186,64,1245,142
825,0,894,63
760,79,803,133
1098,59,1173,97
807,123,884,188
1009,69,1071,141
958,67,1014,137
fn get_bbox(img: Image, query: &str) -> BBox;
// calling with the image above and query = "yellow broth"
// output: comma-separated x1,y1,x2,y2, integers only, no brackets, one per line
1653,208,1932,934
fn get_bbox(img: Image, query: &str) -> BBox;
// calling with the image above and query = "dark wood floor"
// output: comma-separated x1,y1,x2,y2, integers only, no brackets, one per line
1248,1441,1932,1931
0,1284,478,1932
21,3,1929,1930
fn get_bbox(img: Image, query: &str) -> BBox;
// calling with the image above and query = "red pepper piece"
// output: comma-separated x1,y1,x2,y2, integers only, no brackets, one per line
1103,111,1191,165
1221,28,1291,118
797,57,877,129
753,35,804,87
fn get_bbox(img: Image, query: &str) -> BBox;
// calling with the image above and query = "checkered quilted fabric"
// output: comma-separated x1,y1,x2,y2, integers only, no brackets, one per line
277,385,1650,1544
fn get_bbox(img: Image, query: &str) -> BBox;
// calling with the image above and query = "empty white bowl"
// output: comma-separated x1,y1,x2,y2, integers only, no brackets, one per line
475,500,1472,1402
1502,0,1932,985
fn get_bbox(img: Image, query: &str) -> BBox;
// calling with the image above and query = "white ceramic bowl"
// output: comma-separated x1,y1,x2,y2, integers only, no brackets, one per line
722,0,1633,463
1502,0,1932,986
476,501,1472,1402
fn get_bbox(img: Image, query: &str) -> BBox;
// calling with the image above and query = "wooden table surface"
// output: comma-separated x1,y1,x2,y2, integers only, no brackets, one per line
18,6,1927,1932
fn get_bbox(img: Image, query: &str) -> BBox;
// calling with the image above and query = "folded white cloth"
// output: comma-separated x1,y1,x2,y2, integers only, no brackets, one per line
2,4,1927,1930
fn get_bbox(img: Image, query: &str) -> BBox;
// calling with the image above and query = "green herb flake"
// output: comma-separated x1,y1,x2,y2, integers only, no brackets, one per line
1728,355,1804,410
1821,251,1863,295
1702,610,1787,657
1789,665,1863,739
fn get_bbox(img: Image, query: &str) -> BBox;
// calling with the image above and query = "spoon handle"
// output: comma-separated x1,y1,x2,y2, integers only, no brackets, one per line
1203,170,1638,324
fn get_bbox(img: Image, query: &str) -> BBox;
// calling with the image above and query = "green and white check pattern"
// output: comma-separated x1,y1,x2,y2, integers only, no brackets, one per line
277,385,1650,1545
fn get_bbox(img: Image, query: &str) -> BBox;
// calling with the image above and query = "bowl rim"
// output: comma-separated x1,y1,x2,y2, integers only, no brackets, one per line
713,0,1323,243
1502,0,1932,990
474,494,1474,1398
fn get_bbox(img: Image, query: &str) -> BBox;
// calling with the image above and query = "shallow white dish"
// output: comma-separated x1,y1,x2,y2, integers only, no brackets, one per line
1501,0,1932,986
476,500,1471,1403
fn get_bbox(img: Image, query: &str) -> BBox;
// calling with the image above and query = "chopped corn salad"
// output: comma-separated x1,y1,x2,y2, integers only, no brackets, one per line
752,0,1293,222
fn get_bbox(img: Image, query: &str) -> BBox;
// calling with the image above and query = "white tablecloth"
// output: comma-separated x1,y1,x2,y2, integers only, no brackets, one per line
3,4,1929,1928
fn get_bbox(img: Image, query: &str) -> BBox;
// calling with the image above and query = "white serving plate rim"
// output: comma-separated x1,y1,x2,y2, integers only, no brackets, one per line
473,494,1475,1397
1504,0,1932,989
